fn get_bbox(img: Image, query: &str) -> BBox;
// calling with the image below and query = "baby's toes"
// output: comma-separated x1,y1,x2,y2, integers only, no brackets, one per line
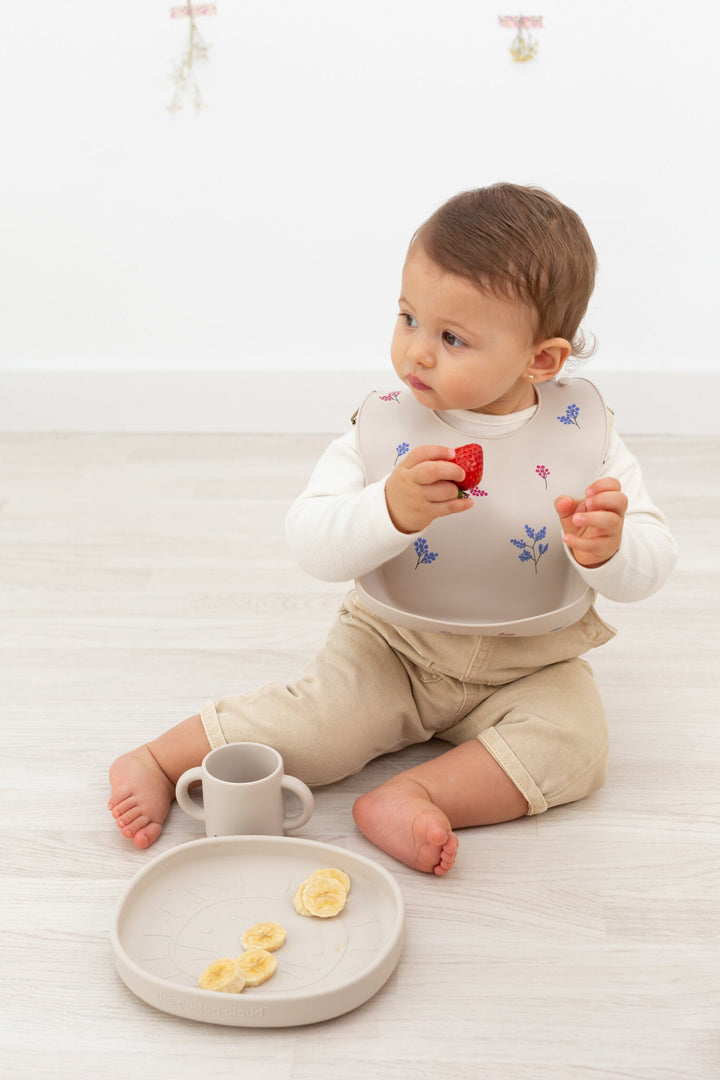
425,818,451,846
111,795,139,820
434,832,459,875
438,847,457,872
116,804,145,829
121,813,150,839
108,789,132,812
133,821,162,849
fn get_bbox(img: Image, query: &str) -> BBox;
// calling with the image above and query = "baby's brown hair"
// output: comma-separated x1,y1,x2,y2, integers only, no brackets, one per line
413,183,597,357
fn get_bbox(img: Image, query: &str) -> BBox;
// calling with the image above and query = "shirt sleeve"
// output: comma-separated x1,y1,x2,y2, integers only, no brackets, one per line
567,421,679,602
285,429,420,582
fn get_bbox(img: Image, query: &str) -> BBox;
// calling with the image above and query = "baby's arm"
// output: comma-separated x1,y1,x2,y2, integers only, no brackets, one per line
285,430,430,582
554,426,678,601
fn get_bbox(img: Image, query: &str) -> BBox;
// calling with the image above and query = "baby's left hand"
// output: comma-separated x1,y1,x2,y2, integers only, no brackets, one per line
554,478,628,568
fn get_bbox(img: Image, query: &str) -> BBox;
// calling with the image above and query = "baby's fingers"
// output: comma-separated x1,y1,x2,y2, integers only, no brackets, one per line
430,494,475,519
401,445,456,469
584,489,628,517
396,445,463,487
554,494,582,529
566,509,622,538
585,477,622,497
584,477,627,515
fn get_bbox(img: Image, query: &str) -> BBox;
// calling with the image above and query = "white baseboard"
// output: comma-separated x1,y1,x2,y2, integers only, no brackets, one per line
0,368,715,435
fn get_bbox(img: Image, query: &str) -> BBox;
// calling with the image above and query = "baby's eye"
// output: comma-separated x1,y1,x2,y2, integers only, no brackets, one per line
443,331,466,348
399,313,418,329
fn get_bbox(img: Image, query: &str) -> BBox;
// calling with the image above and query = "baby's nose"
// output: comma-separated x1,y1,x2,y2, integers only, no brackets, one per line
407,336,435,366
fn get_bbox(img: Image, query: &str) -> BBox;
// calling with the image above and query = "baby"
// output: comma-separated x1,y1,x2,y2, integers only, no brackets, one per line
109,183,677,875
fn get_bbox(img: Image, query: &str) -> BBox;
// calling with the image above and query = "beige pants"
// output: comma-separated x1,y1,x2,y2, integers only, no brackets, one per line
201,590,616,816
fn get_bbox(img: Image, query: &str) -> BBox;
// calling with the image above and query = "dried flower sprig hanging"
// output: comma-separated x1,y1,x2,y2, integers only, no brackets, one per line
167,4,217,115
498,15,543,62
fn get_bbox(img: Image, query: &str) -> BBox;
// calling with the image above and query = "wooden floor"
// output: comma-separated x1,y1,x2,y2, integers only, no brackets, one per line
1,432,718,1080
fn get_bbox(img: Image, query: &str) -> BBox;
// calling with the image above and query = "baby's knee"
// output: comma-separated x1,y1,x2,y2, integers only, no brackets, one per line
544,738,608,809
484,701,609,816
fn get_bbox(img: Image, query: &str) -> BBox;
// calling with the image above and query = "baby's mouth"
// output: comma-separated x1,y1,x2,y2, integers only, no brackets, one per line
407,374,431,392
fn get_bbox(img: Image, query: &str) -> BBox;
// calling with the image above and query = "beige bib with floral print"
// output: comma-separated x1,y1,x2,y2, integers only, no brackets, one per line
355,378,609,636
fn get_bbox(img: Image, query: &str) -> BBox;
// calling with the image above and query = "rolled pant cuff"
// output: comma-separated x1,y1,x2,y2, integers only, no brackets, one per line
200,701,227,749
478,727,549,816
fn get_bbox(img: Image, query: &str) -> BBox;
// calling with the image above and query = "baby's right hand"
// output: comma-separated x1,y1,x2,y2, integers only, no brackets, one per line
384,445,472,534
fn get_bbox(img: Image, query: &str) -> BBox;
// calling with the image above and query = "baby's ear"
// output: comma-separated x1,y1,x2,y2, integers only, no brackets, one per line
529,338,572,381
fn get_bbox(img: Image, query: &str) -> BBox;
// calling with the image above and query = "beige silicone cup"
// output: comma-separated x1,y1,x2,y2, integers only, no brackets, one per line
175,743,314,837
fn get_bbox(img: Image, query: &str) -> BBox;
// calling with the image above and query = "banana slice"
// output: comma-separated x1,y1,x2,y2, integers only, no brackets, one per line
242,921,287,952
235,947,277,986
309,867,351,896
293,884,313,916
292,867,352,918
301,874,347,918
198,958,246,994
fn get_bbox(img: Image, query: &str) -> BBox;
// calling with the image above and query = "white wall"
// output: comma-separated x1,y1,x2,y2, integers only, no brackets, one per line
1,1,718,431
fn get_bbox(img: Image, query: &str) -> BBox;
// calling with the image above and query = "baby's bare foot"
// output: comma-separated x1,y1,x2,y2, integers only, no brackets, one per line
108,745,175,849
352,777,459,875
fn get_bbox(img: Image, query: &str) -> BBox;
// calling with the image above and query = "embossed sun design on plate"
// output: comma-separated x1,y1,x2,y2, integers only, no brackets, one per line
111,836,405,1027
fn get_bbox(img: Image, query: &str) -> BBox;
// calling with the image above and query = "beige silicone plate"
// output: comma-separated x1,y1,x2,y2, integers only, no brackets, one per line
111,835,405,1027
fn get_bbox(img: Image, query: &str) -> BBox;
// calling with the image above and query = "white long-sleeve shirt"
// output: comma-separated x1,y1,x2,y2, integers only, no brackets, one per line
286,403,678,605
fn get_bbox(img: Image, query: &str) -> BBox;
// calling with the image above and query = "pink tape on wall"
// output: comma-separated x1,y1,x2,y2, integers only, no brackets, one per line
170,4,217,17
498,15,543,29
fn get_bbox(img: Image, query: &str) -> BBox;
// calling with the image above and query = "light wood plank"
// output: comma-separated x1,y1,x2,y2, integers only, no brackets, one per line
1,433,718,1080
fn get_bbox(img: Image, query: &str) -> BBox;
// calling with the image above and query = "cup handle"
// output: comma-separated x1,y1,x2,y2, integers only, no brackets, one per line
175,767,206,821
281,775,314,832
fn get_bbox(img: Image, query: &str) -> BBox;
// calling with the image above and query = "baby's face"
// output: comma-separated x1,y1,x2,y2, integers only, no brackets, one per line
391,247,539,415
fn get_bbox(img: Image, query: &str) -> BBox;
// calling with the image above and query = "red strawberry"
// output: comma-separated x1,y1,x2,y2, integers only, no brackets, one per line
454,443,483,494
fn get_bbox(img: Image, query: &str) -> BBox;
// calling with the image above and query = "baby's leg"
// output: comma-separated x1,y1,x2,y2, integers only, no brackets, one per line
109,714,210,849
352,740,528,876
108,599,432,849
